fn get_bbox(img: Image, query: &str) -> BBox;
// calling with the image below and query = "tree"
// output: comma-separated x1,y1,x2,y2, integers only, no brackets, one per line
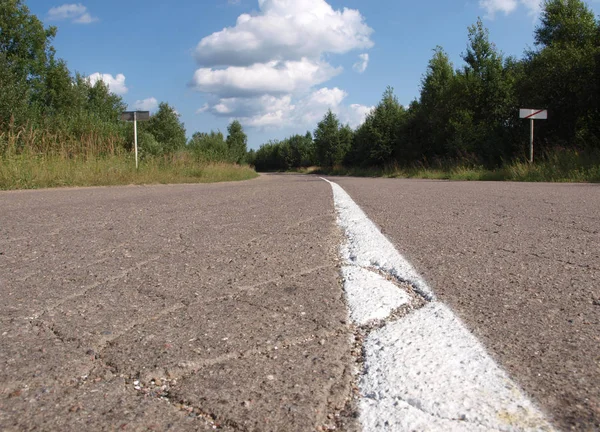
351,87,404,165
0,0,57,125
146,102,186,153
417,47,456,159
535,0,597,48
454,18,515,164
189,130,229,161
314,110,344,166
522,0,599,147
226,120,248,164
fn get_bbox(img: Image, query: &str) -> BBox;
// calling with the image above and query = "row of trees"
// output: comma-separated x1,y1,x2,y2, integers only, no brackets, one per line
252,0,600,170
1,0,248,164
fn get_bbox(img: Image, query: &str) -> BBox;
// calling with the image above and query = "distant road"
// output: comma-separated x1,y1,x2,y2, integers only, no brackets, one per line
330,177,599,431
1,175,598,431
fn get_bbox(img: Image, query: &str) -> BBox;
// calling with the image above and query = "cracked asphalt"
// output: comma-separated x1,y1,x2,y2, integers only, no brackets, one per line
0,175,356,431
330,177,600,432
1,174,598,431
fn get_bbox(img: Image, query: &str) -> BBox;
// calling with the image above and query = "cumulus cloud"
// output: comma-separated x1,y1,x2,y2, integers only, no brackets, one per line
195,0,373,67
87,73,128,95
133,97,158,112
48,4,98,24
191,58,341,97
479,0,540,18
192,0,374,131
353,53,369,73
199,87,372,130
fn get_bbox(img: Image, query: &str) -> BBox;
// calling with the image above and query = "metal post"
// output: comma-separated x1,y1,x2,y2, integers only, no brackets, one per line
134,111,138,170
529,118,534,164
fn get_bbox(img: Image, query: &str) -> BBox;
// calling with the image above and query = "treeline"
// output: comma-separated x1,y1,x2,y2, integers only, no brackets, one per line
252,0,600,171
0,0,248,164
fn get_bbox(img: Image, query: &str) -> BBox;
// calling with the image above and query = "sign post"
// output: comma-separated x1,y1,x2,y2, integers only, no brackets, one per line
121,111,150,169
519,109,547,164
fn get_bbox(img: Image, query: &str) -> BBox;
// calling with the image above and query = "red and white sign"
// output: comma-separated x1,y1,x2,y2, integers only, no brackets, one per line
520,109,547,120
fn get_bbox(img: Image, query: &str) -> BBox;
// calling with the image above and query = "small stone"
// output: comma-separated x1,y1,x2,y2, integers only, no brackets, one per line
242,400,251,408
154,379,162,386
266,375,275,381
319,339,326,346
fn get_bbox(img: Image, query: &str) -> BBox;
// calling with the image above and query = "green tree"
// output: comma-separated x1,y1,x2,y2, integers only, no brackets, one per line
226,120,248,164
0,0,57,125
522,0,600,147
453,18,516,164
146,102,186,153
351,87,404,165
314,110,345,166
416,47,456,159
189,130,230,162
535,0,597,48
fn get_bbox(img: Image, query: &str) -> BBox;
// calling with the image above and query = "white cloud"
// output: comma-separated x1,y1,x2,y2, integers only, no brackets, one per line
87,73,128,95
353,53,369,73
479,0,540,18
195,0,373,67
191,58,341,97
133,97,158,112
200,87,372,130
48,4,98,24
192,0,374,132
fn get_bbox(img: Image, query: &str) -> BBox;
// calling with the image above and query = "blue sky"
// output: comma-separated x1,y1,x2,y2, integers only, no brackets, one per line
27,0,600,149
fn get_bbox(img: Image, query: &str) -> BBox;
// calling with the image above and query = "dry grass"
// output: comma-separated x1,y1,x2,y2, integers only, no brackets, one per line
310,149,600,183
0,125,257,190
0,154,257,190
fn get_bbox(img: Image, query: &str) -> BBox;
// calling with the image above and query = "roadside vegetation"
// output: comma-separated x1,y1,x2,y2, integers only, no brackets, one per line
249,0,600,183
0,0,256,190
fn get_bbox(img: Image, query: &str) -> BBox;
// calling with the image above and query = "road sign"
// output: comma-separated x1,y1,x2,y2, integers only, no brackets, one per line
121,111,150,122
520,109,547,120
519,108,547,164
121,111,151,169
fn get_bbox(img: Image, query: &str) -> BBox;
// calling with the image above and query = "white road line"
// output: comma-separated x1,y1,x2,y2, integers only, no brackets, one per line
322,178,554,432
341,265,410,326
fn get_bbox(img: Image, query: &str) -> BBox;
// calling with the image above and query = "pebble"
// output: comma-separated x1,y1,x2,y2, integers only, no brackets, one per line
266,375,275,381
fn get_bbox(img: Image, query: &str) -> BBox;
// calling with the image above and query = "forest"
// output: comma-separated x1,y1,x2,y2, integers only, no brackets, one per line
250,0,600,180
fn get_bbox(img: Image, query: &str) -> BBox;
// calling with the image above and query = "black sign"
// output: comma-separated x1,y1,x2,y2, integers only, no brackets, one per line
121,111,150,121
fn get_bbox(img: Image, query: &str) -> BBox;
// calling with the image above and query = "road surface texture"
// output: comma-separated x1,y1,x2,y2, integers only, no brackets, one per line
0,175,357,431
330,177,599,431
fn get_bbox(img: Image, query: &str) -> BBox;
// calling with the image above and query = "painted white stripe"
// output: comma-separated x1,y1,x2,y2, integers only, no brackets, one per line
341,266,410,326
322,178,554,432
323,179,434,301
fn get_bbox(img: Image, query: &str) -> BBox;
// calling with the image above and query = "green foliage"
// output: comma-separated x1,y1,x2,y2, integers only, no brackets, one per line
145,103,186,154
351,87,404,166
257,0,599,176
138,131,162,158
189,130,231,162
226,120,248,164
314,110,349,167
252,132,314,171
535,0,597,48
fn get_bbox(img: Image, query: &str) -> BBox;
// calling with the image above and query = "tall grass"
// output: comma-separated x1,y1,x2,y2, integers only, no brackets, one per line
0,123,257,190
310,148,600,183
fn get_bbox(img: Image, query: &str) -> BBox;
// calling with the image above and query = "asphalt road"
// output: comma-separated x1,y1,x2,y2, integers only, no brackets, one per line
331,177,600,431
0,175,356,431
1,174,598,431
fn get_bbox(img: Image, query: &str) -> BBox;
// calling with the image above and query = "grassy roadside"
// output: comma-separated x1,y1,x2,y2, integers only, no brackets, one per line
0,154,258,190
299,151,600,183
